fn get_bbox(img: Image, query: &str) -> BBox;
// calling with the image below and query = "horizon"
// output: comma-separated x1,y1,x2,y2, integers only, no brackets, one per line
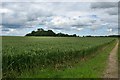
0,2,119,36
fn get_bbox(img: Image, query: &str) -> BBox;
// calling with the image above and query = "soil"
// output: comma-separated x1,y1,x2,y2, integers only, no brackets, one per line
103,41,118,78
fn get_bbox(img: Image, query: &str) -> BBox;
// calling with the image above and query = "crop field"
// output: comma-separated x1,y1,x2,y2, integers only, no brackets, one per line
2,36,116,78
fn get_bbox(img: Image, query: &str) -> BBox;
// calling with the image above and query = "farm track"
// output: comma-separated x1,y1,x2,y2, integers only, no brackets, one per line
103,40,118,78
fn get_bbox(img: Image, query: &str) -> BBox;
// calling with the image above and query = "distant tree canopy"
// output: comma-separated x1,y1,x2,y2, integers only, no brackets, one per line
25,28,77,37
83,35,120,37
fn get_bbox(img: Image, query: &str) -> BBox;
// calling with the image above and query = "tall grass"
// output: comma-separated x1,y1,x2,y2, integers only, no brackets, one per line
2,36,116,78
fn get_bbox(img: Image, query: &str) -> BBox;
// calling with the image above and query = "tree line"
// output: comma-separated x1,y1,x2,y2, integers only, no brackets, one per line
83,35,120,37
25,28,77,37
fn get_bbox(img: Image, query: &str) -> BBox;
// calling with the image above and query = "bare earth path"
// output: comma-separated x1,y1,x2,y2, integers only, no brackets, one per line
103,40,118,78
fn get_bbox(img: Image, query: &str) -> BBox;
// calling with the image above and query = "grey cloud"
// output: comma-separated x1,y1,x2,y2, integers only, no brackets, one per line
91,2,118,9
52,27,64,30
2,13,27,29
1,2,118,36
2,2,54,29
107,10,118,15
72,24,91,27
100,15,118,23
2,24,23,28
106,8,118,15
2,28,10,31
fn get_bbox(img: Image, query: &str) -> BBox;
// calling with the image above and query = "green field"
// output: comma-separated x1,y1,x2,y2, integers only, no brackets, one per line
2,36,117,78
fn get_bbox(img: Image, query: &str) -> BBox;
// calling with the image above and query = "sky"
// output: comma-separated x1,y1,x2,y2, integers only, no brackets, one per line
0,0,119,36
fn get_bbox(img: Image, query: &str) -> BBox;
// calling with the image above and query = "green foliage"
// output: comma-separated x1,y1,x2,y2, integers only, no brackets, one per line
25,28,77,37
2,36,115,78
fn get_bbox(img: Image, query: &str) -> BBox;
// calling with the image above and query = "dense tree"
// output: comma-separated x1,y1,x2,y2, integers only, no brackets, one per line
47,30,56,36
38,28,44,31
25,28,77,37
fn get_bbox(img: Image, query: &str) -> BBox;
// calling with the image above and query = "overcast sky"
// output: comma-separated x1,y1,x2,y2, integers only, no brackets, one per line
0,1,119,36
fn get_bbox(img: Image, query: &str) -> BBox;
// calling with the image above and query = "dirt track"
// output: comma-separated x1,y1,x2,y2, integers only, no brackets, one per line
103,40,118,78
